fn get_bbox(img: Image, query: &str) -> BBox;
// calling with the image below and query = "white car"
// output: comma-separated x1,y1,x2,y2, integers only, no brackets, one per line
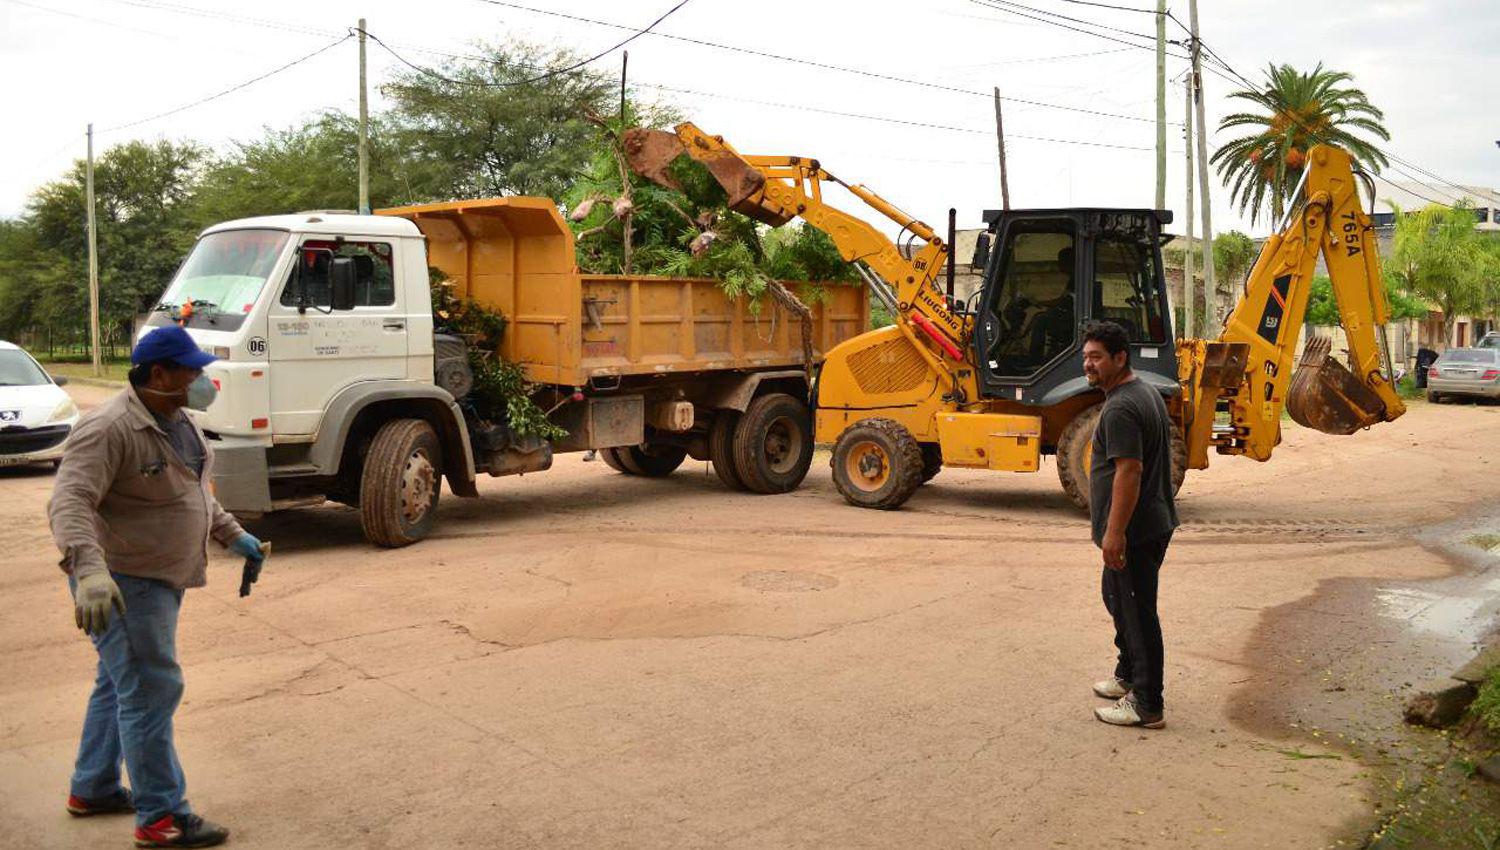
0,341,80,470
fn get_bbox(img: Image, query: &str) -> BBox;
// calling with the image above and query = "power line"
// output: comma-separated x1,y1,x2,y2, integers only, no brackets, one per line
3,0,181,39
368,0,692,89
971,0,1162,44
1048,0,1162,13
97,35,351,134
471,0,1176,125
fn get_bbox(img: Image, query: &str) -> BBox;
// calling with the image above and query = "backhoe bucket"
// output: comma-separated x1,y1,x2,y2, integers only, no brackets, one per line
622,128,781,224
1286,336,1387,435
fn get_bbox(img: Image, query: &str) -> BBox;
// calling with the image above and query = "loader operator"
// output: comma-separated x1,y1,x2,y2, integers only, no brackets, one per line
1080,321,1177,730
48,325,267,848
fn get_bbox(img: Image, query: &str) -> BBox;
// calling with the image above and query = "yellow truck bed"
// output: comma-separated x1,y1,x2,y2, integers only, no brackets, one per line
379,197,869,388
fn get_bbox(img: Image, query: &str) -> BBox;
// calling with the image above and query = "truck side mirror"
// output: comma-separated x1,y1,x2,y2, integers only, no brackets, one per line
330,257,357,311
972,232,992,268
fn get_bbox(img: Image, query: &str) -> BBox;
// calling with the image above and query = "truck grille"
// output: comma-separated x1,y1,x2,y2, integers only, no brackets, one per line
0,424,70,455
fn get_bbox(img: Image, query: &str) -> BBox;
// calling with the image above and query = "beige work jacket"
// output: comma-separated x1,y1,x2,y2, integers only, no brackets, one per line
48,387,244,590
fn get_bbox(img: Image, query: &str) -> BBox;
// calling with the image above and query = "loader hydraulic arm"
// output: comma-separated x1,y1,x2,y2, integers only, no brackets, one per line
624,123,969,379
1182,145,1405,465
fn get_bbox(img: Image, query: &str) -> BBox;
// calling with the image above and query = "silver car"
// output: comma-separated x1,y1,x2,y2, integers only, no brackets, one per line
1427,347,1500,402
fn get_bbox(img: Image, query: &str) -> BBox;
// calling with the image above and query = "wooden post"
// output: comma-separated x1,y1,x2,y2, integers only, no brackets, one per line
357,18,369,214
1182,78,1195,340
1188,0,1217,328
993,87,1011,210
1154,0,1166,211
86,123,101,377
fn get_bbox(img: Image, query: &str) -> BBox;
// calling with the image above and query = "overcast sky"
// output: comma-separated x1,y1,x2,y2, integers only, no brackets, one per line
2,0,1496,242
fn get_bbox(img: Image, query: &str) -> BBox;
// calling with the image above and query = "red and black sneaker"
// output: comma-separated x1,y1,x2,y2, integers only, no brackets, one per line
134,813,229,848
66,788,135,817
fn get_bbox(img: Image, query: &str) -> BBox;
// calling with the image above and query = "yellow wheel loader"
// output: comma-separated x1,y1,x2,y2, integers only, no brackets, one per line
625,124,1406,510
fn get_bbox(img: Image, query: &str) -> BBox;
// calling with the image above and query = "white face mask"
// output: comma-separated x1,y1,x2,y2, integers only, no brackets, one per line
185,373,218,411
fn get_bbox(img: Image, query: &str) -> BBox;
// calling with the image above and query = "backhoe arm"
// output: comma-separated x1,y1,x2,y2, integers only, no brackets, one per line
624,123,969,381
1185,145,1405,463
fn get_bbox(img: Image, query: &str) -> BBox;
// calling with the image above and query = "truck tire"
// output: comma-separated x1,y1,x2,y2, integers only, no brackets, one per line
919,443,943,484
1056,404,1188,511
733,393,814,494
599,447,637,474
360,418,442,548
709,411,748,491
831,418,923,510
623,443,688,477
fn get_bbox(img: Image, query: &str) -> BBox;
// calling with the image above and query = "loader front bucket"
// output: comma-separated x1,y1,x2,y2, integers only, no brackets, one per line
1286,335,1388,435
622,128,783,224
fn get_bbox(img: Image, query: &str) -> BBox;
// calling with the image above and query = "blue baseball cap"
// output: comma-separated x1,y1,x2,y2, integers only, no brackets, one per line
131,325,218,369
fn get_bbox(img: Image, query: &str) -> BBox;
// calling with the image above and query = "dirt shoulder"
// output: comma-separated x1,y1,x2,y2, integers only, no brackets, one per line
1,395,1495,849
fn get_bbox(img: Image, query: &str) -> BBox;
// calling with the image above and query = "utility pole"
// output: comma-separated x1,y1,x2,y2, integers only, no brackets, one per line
993,87,1011,209
1182,78,1195,340
1188,0,1217,328
620,50,628,126
1154,0,1166,210
86,124,101,377
357,17,369,214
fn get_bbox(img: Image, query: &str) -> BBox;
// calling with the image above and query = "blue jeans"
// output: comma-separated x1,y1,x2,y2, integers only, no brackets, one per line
69,572,191,826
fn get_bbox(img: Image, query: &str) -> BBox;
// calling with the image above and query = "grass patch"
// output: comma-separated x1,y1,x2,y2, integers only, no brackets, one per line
1276,747,1342,760
1468,534,1500,552
1471,667,1500,736
1396,374,1425,401
38,359,131,383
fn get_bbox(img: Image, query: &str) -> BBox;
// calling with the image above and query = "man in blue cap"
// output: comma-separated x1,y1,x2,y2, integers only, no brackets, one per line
48,325,268,848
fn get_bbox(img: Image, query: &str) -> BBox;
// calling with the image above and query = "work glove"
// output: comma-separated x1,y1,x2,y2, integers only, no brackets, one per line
74,572,126,636
229,533,271,598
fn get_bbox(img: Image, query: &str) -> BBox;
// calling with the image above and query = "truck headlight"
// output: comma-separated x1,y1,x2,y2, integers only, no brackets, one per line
48,397,79,423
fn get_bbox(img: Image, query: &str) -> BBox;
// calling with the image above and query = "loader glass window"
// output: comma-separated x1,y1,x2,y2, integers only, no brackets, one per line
985,222,1077,377
1093,227,1166,343
280,240,396,308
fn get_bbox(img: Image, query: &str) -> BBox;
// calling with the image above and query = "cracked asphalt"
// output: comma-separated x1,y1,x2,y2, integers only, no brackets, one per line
2,385,1496,848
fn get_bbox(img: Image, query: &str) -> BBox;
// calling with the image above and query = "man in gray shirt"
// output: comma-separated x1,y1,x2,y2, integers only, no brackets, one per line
1081,321,1178,729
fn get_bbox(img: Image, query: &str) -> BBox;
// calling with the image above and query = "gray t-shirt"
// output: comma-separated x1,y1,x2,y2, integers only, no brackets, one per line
1088,378,1178,546
152,411,205,479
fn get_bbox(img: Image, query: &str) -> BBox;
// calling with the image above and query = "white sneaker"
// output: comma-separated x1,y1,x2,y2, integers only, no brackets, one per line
1092,677,1131,700
1094,695,1165,729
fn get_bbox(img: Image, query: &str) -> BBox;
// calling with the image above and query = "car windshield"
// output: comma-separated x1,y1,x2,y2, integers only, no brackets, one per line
1441,349,1498,364
148,229,289,332
0,349,52,386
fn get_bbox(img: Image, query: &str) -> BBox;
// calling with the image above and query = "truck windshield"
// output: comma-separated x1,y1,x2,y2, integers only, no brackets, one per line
149,229,289,332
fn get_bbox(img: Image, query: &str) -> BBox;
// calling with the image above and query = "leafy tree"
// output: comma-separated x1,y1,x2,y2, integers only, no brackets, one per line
1212,231,1257,287
380,41,617,201
1385,201,1499,338
1212,63,1389,226
20,140,206,352
1304,270,1427,327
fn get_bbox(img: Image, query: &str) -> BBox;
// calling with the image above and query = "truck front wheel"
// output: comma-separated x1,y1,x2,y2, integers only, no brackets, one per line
360,418,443,548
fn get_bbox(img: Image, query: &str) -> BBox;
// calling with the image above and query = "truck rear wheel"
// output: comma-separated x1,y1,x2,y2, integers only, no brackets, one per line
1056,403,1188,511
623,444,688,477
360,418,442,548
831,418,922,510
733,393,814,494
919,443,943,484
599,447,638,474
709,410,748,491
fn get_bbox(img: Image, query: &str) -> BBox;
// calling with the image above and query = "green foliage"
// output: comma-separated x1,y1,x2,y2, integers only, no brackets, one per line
1387,201,1500,331
1305,268,1428,327
1470,666,1500,736
1212,63,1390,226
1212,231,1257,284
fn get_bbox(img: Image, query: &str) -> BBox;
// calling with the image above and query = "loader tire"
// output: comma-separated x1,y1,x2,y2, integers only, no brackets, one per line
709,410,748,491
733,393,814,494
360,418,442,548
831,418,923,510
1056,404,1100,511
623,443,688,477
1056,403,1189,512
919,443,943,484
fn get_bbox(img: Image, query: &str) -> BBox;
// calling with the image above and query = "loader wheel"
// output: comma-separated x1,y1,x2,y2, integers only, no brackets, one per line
919,443,943,484
1056,404,1101,511
1056,404,1189,512
831,418,923,510
709,410,748,491
623,443,688,477
360,418,442,548
733,393,814,494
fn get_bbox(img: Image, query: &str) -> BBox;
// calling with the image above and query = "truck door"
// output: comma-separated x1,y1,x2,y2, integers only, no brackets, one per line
266,236,408,436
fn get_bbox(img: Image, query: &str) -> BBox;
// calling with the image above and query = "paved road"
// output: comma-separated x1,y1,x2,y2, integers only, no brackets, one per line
2,385,1495,848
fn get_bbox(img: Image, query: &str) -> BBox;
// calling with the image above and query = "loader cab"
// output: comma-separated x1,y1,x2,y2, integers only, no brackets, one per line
971,208,1177,405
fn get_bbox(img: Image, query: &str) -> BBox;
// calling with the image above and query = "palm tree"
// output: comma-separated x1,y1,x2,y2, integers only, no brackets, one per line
1211,63,1390,227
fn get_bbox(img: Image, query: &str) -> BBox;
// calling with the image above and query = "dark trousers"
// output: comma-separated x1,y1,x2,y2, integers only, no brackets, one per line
1101,533,1172,713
